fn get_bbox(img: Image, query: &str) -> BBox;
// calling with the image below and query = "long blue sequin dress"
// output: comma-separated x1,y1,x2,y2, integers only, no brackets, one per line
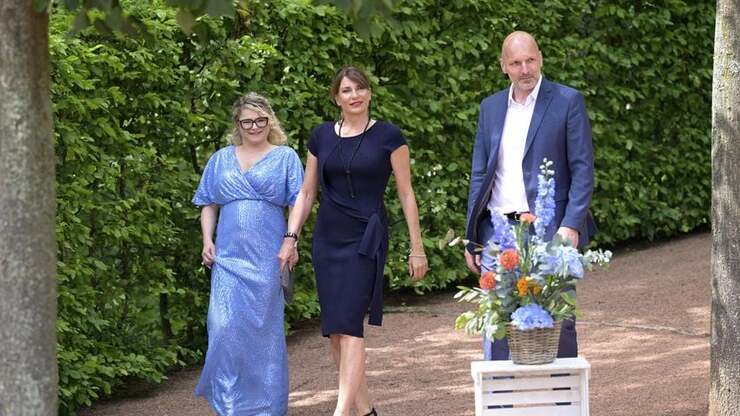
192,144,303,416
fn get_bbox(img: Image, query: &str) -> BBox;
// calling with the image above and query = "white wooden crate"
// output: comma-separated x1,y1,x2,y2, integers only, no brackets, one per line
470,357,591,416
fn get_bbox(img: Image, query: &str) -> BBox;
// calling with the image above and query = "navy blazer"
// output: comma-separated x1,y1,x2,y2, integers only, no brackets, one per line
466,77,597,251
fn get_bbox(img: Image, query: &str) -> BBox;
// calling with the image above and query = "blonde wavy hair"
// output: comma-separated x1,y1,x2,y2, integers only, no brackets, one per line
231,92,287,145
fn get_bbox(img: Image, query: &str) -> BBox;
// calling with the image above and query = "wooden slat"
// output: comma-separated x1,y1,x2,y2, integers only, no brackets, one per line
481,375,581,390
479,370,574,378
481,404,581,416
481,389,581,406
475,372,484,416
471,357,590,375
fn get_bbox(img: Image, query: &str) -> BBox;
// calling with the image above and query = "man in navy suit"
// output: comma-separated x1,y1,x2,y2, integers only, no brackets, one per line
465,31,597,360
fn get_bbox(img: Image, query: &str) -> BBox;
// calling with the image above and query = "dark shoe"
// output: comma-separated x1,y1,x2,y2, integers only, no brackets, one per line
362,408,377,416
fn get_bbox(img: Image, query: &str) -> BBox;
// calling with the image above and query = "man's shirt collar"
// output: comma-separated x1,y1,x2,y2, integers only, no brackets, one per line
507,75,543,107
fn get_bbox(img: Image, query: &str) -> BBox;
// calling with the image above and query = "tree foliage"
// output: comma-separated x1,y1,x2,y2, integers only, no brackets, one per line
50,0,714,412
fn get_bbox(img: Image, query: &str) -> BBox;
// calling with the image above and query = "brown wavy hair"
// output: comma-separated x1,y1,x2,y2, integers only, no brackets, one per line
330,65,372,106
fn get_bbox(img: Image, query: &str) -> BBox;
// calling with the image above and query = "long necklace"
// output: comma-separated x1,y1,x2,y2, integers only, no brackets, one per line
337,117,371,199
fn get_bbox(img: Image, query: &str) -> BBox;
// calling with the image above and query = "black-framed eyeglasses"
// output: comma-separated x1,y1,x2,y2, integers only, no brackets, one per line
238,117,269,130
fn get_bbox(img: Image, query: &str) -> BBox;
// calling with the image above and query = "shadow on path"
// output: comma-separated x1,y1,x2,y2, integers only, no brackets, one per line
80,232,710,416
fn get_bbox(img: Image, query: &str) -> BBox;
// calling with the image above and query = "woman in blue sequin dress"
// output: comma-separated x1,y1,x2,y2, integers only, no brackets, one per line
192,93,303,415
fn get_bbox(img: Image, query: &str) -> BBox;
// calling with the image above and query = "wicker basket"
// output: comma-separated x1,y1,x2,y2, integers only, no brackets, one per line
506,321,561,365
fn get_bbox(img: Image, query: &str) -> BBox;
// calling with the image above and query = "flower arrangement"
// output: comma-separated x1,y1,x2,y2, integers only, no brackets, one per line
447,159,612,340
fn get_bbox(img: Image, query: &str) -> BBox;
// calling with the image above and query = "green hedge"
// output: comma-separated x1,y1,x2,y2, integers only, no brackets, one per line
52,0,713,412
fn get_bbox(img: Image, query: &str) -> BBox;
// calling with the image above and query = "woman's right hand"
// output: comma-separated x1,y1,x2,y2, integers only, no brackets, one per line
202,240,216,268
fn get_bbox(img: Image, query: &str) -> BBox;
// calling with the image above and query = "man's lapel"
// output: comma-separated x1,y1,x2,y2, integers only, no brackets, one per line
487,92,509,167
523,78,554,157
475,92,508,211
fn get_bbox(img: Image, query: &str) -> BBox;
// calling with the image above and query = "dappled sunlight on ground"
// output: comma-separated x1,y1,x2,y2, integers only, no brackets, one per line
289,388,338,407
80,232,710,416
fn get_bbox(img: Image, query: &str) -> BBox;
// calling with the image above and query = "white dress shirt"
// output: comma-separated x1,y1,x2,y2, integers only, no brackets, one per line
487,75,543,215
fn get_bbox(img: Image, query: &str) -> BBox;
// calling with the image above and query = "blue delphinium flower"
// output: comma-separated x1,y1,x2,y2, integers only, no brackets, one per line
511,303,554,330
534,160,556,238
489,208,517,250
538,245,585,279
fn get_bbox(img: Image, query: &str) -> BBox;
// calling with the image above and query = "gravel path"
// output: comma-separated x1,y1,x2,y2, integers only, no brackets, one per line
79,232,710,416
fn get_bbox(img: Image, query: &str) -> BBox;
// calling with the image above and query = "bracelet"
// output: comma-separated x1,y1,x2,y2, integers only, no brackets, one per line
409,254,427,258
283,232,298,241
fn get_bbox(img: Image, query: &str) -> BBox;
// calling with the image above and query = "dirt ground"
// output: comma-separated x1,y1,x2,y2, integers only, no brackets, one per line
79,232,711,416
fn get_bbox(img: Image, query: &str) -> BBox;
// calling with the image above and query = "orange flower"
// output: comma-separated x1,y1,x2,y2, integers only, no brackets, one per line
516,278,529,297
500,249,520,271
519,213,536,224
479,271,496,291
531,284,542,296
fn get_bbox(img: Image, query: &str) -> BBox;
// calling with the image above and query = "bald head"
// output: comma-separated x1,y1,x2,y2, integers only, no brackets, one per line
500,31,541,61
499,31,543,102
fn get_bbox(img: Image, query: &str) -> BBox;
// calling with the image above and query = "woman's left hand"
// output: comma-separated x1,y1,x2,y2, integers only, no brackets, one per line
289,246,299,270
278,238,297,271
408,254,429,281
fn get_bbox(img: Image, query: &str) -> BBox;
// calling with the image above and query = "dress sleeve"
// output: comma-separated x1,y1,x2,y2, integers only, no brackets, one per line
307,125,321,156
192,152,218,206
384,123,407,154
284,148,305,206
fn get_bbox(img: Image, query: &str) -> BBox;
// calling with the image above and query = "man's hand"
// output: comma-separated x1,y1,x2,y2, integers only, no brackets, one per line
464,249,481,275
557,226,579,248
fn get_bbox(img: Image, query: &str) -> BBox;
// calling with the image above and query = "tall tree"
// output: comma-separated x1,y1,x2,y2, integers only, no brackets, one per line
709,0,740,415
0,2,58,415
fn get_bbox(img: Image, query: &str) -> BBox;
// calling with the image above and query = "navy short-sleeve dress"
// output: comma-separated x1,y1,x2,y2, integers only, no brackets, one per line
308,120,407,337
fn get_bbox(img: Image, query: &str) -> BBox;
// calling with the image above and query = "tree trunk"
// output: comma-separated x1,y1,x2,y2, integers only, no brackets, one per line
709,0,740,415
0,2,57,415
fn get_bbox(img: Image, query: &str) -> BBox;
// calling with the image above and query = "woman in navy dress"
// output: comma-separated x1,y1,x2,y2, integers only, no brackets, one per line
194,93,303,415
278,66,429,416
